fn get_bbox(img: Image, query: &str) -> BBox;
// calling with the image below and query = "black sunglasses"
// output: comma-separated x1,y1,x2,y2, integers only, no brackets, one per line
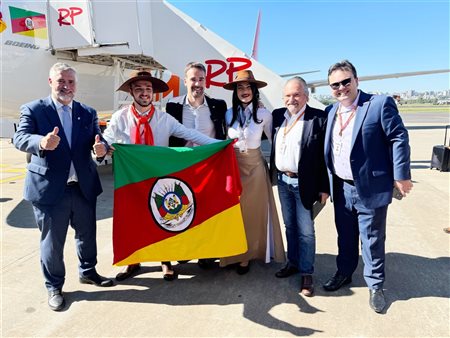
329,77,352,90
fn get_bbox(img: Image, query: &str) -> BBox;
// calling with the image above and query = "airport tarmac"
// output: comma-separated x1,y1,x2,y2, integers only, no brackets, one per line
1,116,449,337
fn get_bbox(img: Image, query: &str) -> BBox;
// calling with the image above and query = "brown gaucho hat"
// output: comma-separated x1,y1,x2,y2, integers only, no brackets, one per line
117,70,169,93
223,70,267,90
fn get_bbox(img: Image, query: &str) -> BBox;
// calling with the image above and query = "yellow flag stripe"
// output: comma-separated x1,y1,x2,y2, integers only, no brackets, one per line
115,204,247,266
17,28,48,39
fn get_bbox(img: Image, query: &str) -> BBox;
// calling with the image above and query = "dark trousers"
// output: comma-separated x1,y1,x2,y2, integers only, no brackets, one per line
32,184,97,291
333,177,388,289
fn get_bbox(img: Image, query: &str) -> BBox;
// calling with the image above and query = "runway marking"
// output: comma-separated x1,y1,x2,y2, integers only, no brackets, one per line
0,174,26,184
0,166,26,183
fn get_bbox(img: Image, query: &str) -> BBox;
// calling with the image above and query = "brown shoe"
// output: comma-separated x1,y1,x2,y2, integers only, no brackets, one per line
300,275,314,297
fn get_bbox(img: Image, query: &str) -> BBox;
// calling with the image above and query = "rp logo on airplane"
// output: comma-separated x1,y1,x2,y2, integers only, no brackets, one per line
57,7,83,26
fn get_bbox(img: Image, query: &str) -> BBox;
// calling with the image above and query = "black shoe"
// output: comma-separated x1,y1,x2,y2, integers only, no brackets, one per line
80,272,114,287
116,264,141,281
162,262,177,281
198,258,216,269
369,289,386,313
275,264,299,278
323,272,352,291
48,289,65,311
236,263,250,275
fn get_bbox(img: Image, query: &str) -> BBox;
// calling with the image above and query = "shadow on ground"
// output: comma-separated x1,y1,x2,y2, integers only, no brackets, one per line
60,252,449,335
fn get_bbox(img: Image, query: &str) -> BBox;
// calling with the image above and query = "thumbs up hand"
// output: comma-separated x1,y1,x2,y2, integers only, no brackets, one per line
93,134,107,157
40,127,61,150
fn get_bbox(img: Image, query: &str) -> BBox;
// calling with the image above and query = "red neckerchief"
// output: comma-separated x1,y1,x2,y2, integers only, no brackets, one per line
130,104,155,145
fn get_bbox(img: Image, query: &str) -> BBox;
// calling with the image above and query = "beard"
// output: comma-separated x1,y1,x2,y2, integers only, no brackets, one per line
190,86,204,98
132,95,152,108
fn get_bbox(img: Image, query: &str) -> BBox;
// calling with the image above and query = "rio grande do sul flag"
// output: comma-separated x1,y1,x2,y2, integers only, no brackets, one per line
8,6,47,39
112,140,247,266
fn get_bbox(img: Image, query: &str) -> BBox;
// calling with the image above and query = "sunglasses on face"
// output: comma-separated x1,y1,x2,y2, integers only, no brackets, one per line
329,77,352,90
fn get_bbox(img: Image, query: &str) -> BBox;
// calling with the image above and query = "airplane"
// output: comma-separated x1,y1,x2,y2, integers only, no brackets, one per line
1,0,449,132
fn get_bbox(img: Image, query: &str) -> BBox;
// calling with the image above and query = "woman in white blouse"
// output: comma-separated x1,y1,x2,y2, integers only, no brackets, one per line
220,70,285,274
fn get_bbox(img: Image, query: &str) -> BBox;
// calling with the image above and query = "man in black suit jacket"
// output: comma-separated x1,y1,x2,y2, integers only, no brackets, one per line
13,63,113,311
270,76,329,297
166,62,227,269
166,62,227,147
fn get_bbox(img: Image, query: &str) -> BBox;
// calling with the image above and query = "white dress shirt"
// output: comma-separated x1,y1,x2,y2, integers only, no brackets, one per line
275,105,306,173
103,105,217,146
331,91,361,180
225,103,272,149
180,96,215,146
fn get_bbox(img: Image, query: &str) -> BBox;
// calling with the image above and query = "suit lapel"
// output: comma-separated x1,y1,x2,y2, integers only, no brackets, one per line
44,96,63,131
44,97,73,149
351,91,371,148
300,106,313,150
325,103,338,157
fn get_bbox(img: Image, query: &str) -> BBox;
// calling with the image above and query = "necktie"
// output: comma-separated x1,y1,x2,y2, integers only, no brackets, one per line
61,105,72,147
61,105,76,182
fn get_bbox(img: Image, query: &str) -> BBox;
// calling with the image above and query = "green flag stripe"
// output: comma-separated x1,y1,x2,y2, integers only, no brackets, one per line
113,139,233,189
9,6,44,19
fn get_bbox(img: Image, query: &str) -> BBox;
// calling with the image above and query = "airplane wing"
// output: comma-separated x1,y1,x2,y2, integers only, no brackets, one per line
307,69,450,92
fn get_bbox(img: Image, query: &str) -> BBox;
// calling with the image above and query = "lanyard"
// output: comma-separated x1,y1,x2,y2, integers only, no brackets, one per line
338,105,356,136
283,109,305,138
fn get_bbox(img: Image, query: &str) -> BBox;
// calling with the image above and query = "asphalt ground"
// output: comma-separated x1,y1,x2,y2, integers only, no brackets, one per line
1,115,449,337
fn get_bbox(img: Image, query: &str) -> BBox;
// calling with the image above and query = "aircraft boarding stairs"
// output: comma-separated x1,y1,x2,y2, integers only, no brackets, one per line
47,0,170,112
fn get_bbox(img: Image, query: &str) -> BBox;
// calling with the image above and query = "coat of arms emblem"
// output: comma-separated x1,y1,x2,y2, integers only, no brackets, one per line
149,177,195,232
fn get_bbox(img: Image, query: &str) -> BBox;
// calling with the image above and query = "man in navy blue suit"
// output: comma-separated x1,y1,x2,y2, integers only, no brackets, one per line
322,60,413,313
13,63,113,311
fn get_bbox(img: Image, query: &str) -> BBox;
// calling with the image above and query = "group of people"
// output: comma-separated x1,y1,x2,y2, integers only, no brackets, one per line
13,59,412,314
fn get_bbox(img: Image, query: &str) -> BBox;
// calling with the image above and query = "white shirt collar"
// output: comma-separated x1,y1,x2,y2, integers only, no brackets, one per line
52,97,73,110
183,95,209,109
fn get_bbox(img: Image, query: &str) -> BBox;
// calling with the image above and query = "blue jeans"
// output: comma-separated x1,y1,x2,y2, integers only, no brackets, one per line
277,173,315,275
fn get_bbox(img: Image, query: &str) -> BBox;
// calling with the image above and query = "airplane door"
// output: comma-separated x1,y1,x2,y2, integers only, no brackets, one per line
47,0,94,50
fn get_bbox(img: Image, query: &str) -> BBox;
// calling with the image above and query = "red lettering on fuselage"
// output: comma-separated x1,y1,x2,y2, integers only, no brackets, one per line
205,57,252,88
57,7,83,26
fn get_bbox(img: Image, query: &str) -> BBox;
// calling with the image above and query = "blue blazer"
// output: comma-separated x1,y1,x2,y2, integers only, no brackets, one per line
13,96,103,205
324,91,411,209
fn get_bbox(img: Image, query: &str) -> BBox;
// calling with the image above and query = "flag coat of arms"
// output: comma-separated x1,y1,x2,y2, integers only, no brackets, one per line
112,140,247,265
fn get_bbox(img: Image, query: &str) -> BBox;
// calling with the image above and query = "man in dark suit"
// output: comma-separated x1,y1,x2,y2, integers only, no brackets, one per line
13,62,113,311
166,61,227,269
166,62,227,147
323,60,413,313
270,77,329,297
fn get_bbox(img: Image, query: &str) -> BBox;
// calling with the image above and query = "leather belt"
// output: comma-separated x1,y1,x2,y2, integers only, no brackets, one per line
67,181,79,186
282,171,298,178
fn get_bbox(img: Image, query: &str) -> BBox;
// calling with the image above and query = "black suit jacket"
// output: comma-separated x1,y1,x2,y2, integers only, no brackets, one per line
166,95,227,146
269,105,329,210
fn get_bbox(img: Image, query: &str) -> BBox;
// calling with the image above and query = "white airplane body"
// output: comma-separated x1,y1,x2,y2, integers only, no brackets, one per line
1,0,449,127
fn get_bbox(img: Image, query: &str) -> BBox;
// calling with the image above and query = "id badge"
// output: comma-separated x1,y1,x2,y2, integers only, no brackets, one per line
334,142,342,156
279,142,287,154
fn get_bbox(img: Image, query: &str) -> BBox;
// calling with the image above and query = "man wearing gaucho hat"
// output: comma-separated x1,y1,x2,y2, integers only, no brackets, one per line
102,69,217,281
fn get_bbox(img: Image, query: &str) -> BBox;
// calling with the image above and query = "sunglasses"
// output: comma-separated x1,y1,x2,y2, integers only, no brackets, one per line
329,77,352,90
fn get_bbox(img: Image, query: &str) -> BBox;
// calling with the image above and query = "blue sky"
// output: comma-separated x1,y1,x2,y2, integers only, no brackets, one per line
169,0,449,95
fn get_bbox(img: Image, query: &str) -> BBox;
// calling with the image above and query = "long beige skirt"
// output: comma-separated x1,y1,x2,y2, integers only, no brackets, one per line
220,148,285,266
